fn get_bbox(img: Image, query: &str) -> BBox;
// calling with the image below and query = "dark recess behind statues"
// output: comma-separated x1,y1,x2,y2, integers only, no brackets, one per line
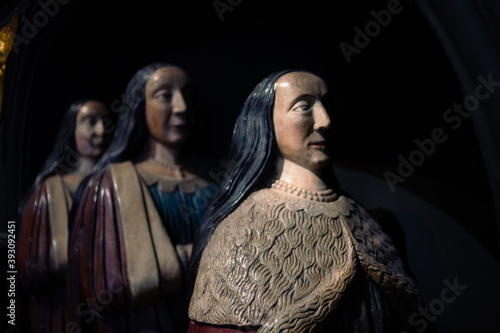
0,0,496,259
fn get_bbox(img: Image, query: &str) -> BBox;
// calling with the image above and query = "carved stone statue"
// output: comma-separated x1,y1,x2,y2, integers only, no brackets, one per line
67,63,219,333
17,99,111,333
188,70,422,332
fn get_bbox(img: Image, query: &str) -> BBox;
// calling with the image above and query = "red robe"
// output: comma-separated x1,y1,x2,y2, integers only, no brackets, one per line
18,175,74,333
68,161,207,332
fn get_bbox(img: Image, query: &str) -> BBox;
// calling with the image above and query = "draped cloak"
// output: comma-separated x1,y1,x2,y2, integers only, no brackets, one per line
18,174,76,333
68,161,216,332
189,187,423,333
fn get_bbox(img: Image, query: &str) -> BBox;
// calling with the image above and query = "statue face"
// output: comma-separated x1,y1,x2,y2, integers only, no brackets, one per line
144,66,194,148
273,72,332,172
75,100,109,159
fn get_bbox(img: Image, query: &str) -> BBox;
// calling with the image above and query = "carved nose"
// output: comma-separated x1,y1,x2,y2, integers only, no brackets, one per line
173,90,187,114
313,103,332,131
94,120,104,137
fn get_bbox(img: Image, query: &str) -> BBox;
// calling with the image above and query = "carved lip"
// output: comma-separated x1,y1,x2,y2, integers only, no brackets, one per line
90,138,104,147
309,140,328,149
169,122,189,130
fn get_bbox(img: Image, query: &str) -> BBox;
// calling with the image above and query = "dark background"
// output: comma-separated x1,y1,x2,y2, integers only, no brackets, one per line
1,0,499,331
1,0,496,255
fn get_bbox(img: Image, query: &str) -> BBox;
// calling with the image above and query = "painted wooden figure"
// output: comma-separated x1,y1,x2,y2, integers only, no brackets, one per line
189,70,422,333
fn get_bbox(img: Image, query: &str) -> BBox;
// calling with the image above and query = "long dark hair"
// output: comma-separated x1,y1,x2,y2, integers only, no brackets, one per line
34,100,82,184
72,63,200,215
190,69,304,279
18,98,106,214
93,62,183,171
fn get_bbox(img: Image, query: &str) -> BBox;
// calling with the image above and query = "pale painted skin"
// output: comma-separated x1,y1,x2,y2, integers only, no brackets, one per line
74,100,108,159
64,100,109,189
273,72,334,191
144,66,193,149
139,66,196,178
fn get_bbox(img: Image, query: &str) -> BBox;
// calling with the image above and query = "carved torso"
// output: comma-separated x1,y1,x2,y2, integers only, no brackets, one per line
68,161,219,333
189,185,420,332
137,164,214,246
18,174,76,333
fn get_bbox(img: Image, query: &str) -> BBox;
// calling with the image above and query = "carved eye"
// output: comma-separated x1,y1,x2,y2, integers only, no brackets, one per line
81,115,98,127
155,90,172,101
88,116,98,126
293,103,312,114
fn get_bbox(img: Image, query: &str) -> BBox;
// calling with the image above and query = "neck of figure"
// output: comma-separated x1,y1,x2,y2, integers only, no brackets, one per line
140,137,187,177
275,157,334,192
76,157,96,176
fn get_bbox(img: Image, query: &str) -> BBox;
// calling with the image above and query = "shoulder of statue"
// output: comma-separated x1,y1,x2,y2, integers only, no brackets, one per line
223,188,278,220
191,188,361,328
341,198,416,292
44,173,64,185
106,160,144,196
31,174,62,193
21,179,50,218
40,174,73,203
108,160,136,176
98,161,138,187
75,161,138,207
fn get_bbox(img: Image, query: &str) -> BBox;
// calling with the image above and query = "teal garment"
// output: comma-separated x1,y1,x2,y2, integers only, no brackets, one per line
148,183,216,245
